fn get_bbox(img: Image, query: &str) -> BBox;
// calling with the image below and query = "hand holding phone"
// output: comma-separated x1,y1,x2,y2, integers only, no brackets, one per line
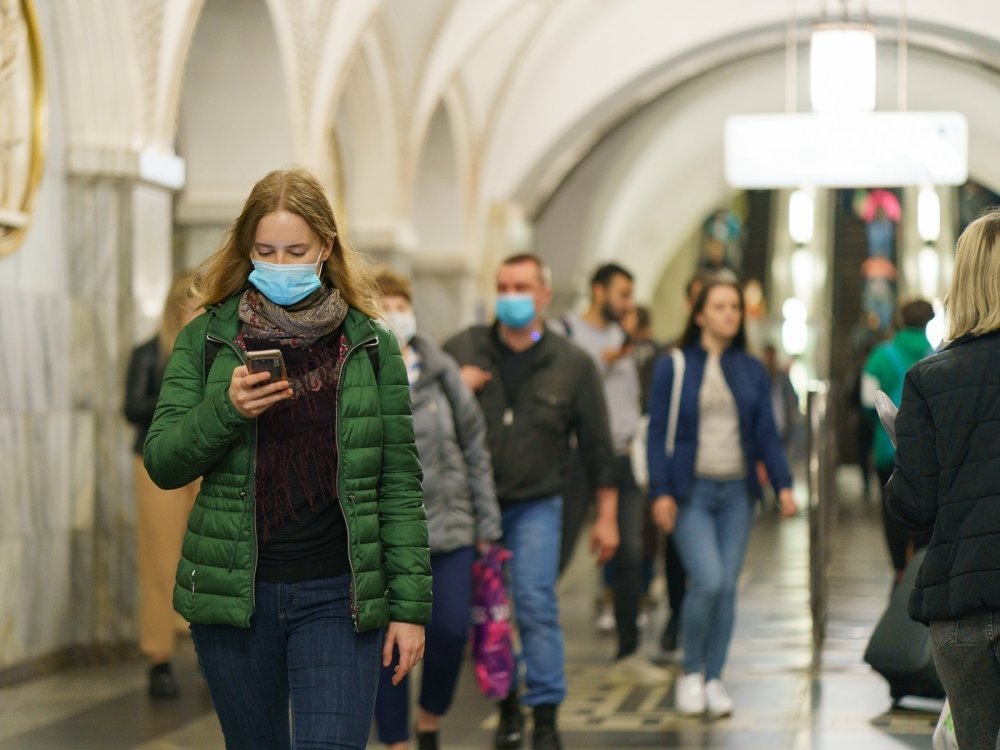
229,350,292,419
245,349,287,385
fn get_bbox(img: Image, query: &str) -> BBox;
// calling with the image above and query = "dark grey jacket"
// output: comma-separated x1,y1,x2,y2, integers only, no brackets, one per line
410,333,501,552
885,330,1000,623
444,324,616,504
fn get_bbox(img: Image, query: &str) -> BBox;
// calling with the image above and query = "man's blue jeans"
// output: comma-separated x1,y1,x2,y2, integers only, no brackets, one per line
191,575,382,749
929,612,1000,750
671,478,754,681
502,495,566,707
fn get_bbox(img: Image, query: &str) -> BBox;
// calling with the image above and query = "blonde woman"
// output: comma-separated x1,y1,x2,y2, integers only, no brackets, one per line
125,271,201,698
143,168,430,749
886,208,1000,750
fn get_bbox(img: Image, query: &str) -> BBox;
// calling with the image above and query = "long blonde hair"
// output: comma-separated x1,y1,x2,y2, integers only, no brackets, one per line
944,208,1000,341
159,271,198,356
194,168,378,318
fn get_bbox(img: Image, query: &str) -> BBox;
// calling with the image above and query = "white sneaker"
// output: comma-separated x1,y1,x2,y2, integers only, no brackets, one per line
704,679,734,718
608,653,671,686
594,602,616,634
674,672,706,715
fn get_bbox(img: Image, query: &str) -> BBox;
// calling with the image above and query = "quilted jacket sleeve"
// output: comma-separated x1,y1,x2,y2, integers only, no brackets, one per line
143,321,250,489
440,359,501,543
375,326,432,624
885,367,939,533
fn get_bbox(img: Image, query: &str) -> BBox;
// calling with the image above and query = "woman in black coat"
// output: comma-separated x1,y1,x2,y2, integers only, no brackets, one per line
885,208,1000,750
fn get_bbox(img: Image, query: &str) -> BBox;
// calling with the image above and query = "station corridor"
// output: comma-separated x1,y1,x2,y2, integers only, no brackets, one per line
0,476,940,750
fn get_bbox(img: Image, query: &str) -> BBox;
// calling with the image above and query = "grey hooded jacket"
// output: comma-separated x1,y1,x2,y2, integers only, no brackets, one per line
409,332,502,552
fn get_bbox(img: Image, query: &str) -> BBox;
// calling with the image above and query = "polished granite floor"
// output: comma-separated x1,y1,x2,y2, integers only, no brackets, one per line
0,472,940,749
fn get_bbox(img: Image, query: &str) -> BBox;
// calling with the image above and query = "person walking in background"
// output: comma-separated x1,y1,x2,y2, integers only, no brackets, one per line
143,168,430,749
372,266,503,750
124,271,202,699
445,253,619,750
561,264,669,686
885,208,1000,750
862,299,935,582
648,279,797,718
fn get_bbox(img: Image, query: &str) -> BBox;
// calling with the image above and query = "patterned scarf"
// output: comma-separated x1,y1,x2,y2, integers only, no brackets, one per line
238,286,348,348
236,286,350,541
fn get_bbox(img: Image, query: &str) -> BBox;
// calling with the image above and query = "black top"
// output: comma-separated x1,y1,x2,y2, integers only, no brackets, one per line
444,323,616,505
124,337,163,455
249,331,350,583
255,467,350,583
886,330,1000,623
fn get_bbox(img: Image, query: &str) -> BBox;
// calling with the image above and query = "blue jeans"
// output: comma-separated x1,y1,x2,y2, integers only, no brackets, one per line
191,575,382,749
503,495,565,706
930,612,1000,750
671,478,754,681
375,546,475,744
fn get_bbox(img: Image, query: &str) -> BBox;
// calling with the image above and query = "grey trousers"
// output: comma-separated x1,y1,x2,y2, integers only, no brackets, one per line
930,612,1000,750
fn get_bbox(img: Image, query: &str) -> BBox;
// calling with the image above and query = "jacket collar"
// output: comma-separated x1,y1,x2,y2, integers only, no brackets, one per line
484,321,559,368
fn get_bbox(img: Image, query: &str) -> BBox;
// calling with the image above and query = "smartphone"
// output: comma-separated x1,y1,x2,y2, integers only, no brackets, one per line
245,349,287,384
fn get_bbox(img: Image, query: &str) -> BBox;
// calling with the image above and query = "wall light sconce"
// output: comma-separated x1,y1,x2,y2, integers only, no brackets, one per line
917,187,941,242
782,297,809,356
788,190,814,245
810,24,876,114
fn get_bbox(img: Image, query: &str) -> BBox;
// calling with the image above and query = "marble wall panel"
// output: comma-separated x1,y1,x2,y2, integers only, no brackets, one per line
0,176,169,672
0,292,30,414
0,538,27,665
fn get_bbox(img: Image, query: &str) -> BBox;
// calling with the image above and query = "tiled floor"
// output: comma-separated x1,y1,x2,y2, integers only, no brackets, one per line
0,473,940,749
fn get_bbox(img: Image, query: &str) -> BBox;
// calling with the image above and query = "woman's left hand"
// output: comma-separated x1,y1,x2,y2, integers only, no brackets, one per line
778,488,798,518
384,622,426,686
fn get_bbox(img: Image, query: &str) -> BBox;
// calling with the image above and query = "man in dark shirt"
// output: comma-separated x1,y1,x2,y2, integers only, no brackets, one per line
445,253,618,750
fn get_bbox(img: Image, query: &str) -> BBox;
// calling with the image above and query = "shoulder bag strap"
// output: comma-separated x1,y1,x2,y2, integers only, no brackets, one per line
666,348,685,456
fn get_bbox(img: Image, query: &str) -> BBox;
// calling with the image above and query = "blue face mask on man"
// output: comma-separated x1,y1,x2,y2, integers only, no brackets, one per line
495,293,536,329
248,257,324,306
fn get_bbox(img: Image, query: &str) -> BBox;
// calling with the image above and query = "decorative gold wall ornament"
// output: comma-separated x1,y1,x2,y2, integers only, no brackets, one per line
0,0,45,257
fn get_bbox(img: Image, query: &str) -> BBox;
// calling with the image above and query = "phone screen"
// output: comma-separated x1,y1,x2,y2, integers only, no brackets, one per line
246,351,286,383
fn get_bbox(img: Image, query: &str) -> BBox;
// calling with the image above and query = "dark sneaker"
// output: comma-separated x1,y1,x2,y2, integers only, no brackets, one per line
416,729,439,750
532,704,563,750
660,614,680,652
495,692,524,749
148,663,180,699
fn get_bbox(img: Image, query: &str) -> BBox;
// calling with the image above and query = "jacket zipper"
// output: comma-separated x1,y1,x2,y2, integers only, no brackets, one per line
207,334,258,618
336,334,379,628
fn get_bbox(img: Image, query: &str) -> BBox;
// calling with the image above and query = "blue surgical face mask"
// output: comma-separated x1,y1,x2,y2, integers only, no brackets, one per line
248,257,324,306
495,293,536,329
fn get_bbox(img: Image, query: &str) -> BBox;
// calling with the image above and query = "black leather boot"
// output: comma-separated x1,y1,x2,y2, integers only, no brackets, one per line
531,704,563,750
495,690,524,749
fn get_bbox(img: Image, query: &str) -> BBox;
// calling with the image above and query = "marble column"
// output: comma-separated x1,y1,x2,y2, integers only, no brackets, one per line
0,146,180,672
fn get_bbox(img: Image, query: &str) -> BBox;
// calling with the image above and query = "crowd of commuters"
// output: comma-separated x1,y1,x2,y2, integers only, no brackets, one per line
130,165,922,750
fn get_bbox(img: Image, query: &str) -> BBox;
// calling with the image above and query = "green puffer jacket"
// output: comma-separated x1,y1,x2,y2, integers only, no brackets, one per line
143,293,431,632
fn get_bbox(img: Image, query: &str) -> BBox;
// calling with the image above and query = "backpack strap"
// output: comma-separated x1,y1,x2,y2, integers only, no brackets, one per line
204,337,223,382
666,348,685,456
365,339,381,381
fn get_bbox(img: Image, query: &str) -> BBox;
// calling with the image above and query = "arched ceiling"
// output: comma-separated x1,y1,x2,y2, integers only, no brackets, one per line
51,0,1000,281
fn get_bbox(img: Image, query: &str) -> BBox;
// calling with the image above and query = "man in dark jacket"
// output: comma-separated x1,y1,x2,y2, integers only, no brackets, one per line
445,253,619,750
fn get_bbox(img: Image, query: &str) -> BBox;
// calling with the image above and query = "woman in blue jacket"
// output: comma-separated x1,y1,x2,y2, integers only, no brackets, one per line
647,279,797,718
